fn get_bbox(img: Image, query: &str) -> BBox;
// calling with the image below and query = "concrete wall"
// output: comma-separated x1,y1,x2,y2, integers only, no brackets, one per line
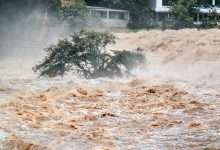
156,0,162,8
87,6,130,28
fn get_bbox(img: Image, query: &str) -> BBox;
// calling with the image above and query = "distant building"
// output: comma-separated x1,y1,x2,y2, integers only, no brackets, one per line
149,0,220,24
87,6,130,28
60,1,130,28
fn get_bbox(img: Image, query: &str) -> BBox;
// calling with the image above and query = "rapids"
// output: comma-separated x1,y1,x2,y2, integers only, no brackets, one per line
1,29,220,150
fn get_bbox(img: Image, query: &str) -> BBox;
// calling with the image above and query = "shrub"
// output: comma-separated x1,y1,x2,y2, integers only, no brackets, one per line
199,10,219,29
171,0,197,29
33,30,146,78
60,1,88,30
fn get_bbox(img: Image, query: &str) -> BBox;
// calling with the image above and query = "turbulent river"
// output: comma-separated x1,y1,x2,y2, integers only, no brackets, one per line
1,29,220,150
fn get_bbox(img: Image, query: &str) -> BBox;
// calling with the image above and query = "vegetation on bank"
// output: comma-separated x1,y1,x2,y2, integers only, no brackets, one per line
85,0,220,29
0,0,220,30
162,0,220,29
33,30,146,78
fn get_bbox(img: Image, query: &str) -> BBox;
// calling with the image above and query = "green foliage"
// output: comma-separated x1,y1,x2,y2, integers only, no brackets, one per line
199,10,219,29
34,30,146,78
171,0,197,28
112,51,146,71
161,18,176,30
60,1,88,29
195,0,212,8
162,0,220,29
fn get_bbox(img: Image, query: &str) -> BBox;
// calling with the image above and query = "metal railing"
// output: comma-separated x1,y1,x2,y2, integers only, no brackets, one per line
86,6,130,28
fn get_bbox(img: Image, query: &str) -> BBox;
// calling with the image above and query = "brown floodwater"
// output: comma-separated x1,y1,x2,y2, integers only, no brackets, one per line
1,29,220,150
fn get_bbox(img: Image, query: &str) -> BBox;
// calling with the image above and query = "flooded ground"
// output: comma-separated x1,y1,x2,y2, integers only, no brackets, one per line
1,29,220,150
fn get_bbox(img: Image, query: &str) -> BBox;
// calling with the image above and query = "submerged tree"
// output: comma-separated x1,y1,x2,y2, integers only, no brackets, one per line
34,30,146,78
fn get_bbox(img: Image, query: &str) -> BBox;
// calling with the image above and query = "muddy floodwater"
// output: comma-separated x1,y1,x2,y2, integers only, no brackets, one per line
1,29,220,150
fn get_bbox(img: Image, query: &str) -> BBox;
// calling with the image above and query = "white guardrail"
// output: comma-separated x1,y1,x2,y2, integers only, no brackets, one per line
86,6,130,28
